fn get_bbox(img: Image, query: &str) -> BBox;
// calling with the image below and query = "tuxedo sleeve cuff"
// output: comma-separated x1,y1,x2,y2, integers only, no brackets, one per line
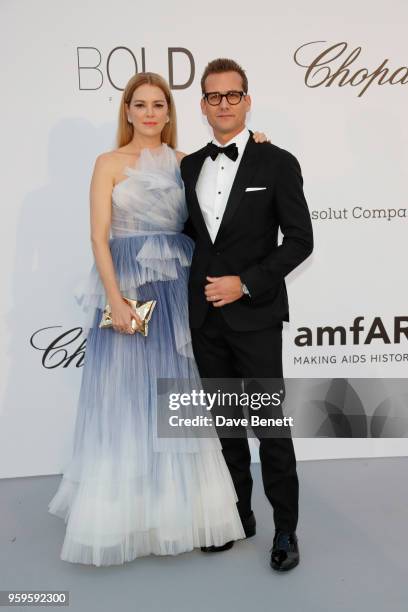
240,281,251,298
240,266,279,300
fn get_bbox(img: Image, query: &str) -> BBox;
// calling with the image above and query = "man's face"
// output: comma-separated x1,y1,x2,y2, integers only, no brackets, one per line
201,71,251,137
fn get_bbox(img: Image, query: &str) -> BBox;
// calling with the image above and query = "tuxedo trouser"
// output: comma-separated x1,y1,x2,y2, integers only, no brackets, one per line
191,306,299,533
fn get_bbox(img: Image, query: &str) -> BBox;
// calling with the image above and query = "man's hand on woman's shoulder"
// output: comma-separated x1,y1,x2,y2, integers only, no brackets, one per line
175,150,187,165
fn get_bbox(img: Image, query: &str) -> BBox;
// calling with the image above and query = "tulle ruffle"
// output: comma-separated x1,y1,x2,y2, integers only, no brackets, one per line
48,449,244,566
75,232,194,359
110,143,187,237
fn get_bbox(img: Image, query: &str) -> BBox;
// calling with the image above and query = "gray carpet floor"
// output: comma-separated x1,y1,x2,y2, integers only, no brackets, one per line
1,457,407,612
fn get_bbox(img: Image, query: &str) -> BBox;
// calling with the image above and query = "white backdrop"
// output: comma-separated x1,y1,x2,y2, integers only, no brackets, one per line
1,0,407,478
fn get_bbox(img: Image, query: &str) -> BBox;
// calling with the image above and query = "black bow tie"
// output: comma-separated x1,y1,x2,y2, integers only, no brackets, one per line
206,141,239,162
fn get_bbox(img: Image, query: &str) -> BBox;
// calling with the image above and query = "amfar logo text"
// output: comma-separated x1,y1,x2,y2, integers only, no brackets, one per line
295,316,408,347
294,41,408,97
76,47,195,91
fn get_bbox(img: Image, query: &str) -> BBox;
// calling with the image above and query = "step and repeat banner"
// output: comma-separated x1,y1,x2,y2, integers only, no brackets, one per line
1,0,407,477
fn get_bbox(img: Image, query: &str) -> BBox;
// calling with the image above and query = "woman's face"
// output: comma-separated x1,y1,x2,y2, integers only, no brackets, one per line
126,84,169,140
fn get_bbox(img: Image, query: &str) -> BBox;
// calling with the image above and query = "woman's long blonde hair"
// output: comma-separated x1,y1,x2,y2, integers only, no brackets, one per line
117,72,177,149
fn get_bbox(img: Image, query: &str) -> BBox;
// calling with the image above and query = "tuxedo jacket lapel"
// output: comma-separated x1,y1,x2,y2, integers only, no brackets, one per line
184,147,213,245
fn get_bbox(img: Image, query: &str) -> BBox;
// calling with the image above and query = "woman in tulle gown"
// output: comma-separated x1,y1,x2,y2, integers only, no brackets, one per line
48,72,267,566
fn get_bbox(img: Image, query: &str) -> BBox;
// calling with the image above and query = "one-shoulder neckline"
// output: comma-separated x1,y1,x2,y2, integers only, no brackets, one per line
112,143,176,194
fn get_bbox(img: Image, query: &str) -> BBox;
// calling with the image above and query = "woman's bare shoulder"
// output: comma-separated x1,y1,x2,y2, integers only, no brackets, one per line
94,151,118,170
94,149,137,175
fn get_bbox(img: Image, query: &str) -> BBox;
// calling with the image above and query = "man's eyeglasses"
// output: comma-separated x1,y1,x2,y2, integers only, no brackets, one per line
202,90,247,106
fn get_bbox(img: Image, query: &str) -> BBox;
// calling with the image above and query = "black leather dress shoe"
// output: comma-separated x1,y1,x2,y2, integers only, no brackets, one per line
200,540,234,553
270,531,299,571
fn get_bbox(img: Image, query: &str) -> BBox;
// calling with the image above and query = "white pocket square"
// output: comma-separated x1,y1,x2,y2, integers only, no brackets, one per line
245,187,267,192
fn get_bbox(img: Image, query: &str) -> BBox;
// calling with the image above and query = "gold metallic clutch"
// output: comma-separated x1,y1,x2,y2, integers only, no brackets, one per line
99,297,157,337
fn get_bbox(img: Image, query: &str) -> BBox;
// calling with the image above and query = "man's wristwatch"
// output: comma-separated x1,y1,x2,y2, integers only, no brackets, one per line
241,282,251,297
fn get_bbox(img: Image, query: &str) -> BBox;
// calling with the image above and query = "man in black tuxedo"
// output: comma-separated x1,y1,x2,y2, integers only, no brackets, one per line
180,58,313,571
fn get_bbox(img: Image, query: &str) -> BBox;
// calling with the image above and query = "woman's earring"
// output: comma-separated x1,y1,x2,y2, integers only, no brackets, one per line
127,116,132,124
166,117,170,123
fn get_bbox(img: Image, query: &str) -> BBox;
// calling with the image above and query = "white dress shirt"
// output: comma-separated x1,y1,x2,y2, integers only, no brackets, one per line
195,127,250,243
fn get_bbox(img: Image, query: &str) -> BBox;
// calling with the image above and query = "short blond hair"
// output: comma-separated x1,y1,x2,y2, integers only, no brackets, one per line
201,58,248,94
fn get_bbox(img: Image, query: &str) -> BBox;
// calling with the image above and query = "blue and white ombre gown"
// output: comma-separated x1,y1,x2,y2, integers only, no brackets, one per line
48,143,245,566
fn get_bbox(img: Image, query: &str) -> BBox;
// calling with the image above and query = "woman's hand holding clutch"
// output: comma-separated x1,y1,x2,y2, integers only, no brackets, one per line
109,296,143,334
